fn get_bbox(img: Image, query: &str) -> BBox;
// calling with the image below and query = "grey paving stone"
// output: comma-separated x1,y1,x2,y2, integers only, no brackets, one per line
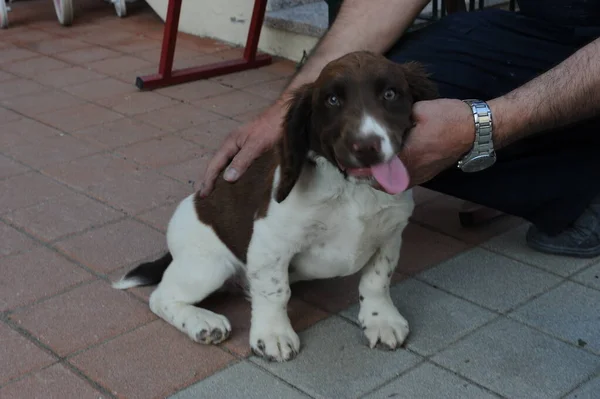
364,362,501,399
340,279,497,356
482,225,598,277
169,361,309,399
431,318,600,399
510,281,600,354
418,248,562,312
564,376,600,399
251,316,422,399
572,261,600,291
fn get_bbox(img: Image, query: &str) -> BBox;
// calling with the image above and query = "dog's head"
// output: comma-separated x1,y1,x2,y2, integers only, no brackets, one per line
275,51,438,202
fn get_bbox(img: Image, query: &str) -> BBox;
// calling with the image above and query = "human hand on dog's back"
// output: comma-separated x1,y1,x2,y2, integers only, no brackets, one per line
197,103,286,197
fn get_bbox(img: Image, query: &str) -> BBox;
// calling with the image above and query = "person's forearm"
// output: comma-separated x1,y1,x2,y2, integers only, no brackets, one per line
276,0,430,105
489,37,600,149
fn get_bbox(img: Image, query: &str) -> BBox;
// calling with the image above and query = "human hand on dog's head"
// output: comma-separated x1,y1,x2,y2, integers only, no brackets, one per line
398,98,475,188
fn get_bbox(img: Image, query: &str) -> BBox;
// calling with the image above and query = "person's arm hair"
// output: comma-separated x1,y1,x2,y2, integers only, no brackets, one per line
489,37,600,148
276,0,431,105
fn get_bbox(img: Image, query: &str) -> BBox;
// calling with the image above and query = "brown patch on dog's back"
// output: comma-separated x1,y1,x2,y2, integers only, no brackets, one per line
194,84,319,264
194,150,277,263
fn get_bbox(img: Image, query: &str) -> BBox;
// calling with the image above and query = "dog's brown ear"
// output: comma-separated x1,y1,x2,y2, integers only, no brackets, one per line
401,61,439,102
275,84,313,203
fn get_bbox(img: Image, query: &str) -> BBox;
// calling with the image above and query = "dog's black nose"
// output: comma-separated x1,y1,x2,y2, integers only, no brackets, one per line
349,135,382,162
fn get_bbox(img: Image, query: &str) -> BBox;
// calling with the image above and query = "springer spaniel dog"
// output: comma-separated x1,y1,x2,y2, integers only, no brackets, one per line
113,51,438,362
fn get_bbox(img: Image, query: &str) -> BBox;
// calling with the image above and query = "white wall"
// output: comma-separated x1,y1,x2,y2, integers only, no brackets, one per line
144,0,318,62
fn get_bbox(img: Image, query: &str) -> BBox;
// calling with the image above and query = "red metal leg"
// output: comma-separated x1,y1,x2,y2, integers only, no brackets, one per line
136,0,272,90
243,0,269,61
157,0,182,78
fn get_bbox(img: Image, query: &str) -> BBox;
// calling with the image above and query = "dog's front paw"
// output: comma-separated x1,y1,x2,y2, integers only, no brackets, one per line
358,301,409,350
250,319,300,362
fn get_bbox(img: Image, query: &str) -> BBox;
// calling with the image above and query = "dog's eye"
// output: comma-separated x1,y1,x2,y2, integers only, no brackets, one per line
383,89,397,101
326,95,340,107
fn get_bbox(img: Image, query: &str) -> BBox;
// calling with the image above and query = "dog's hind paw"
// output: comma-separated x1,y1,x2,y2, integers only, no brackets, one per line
184,310,231,345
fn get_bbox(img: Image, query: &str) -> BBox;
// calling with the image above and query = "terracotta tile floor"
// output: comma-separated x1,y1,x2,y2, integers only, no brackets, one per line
2,1,598,398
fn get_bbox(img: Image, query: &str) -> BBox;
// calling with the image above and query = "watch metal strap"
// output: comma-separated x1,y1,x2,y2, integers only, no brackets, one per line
463,99,494,155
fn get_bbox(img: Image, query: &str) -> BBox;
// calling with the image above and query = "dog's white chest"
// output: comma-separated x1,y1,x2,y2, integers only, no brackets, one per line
289,193,410,281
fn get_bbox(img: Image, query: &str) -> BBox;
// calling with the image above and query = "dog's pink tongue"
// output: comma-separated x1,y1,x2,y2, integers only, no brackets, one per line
370,156,410,194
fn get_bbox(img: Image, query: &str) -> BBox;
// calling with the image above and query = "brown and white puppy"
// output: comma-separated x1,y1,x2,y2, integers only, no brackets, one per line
113,51,438,362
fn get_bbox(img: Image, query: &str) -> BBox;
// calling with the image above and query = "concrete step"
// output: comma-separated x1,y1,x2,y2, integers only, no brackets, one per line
265,1,328,38
265,0,511,38
267,0,321,12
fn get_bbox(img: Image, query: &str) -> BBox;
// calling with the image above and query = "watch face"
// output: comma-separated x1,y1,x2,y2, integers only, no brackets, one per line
462,155,496,172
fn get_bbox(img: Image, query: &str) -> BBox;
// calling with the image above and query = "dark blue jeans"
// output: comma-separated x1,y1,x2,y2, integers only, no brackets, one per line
325,0,600,234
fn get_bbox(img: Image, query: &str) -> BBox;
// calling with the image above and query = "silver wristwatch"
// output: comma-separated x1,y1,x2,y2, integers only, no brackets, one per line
457,99,496,173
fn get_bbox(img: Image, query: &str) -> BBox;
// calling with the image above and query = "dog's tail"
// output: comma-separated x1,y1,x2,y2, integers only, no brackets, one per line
112,252,172,290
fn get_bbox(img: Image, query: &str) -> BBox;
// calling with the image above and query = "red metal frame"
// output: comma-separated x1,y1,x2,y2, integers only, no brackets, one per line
136,0,272,90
